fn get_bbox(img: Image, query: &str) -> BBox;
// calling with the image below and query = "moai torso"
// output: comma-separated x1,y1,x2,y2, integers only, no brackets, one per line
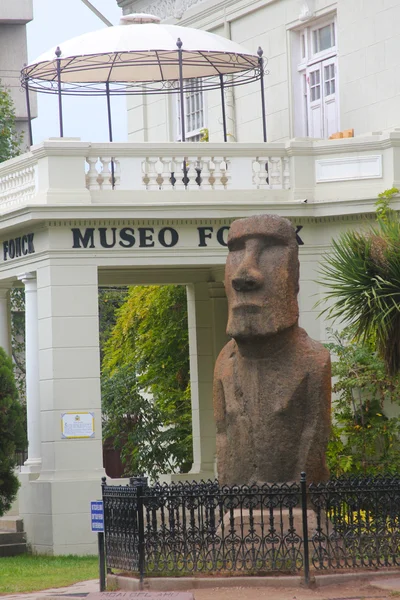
214,330,331,485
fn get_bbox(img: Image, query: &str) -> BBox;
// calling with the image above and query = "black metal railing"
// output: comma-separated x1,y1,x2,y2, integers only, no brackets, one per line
102,473,400,583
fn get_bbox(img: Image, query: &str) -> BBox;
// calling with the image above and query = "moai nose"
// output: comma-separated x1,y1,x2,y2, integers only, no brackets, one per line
232,275,261,292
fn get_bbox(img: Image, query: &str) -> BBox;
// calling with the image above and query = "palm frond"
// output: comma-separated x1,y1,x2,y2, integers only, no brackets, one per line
318,221,400,375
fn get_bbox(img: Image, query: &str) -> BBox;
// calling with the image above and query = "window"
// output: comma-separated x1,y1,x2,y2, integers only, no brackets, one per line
176,79,205,141
294,16,338,139
312,23,335,54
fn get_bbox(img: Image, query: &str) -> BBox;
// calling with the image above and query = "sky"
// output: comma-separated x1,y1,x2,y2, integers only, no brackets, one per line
27,0,127,144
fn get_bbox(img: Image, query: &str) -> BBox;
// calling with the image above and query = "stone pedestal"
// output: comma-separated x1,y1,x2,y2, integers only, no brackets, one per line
221,508,319,538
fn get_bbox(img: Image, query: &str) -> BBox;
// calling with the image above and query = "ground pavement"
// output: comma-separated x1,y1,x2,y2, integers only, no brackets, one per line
2,576,400,600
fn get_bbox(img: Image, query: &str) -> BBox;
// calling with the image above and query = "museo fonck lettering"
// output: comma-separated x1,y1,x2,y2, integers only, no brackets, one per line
71,226,305,249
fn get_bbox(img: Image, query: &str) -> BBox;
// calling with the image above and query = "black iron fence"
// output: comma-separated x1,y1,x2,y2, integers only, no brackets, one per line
102,473,400,583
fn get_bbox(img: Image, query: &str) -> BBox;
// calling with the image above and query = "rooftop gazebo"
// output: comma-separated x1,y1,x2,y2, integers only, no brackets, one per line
22,13,267,146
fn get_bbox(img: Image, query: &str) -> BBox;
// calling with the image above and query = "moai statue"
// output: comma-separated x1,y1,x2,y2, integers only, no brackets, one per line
213,215,331,485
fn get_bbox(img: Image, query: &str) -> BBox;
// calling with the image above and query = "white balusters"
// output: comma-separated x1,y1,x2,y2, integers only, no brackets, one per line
160,157,172,189
269,157,281,189
86,157,99,190
170,157,188,191
252,158,266,189
0,165,36,210
282,157,290,190
99,157,112,190
113,159,121,188
142,157,160,190
86,149,290,193
252,157,291,190
213,158,229,190
86,156,122,190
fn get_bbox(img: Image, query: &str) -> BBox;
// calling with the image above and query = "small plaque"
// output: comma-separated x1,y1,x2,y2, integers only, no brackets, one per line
61,412,95,439
86,593,194,600
90,501,104,533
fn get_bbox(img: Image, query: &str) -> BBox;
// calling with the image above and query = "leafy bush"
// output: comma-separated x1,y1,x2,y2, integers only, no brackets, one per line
326,329,400,476
102,285,192,479
0,348,27,515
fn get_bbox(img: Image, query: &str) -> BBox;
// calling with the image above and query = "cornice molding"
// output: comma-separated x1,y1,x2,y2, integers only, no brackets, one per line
0,195,389,228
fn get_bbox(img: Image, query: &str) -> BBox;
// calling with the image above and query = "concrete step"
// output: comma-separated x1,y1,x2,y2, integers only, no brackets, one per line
0,543,27,557
0,531,26,545
0,516,24,532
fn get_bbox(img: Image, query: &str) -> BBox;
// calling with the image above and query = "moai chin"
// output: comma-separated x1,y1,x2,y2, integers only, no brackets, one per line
213,214,331,485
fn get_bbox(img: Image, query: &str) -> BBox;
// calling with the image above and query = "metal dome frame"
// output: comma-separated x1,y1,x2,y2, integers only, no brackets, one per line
21,15,268,157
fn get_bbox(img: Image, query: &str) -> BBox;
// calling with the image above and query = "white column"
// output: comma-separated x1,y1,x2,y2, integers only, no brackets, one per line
209,283,229,359
185,282,218,479
21,263,103,555
18,272,41,473
0,284,11,355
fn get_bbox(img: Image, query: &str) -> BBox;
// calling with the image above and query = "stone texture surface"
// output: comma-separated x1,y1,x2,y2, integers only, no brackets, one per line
213,214,331,485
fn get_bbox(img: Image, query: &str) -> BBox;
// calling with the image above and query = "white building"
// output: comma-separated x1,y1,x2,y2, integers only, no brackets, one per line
0,0,399,554
118,0,400,144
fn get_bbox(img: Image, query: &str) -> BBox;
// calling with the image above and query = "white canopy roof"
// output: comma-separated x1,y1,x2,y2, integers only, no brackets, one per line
22,15,259,94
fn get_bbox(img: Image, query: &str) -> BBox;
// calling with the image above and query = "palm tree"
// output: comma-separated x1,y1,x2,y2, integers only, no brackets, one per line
319,211,400,376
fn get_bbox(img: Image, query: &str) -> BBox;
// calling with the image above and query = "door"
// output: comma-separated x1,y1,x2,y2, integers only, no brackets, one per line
322,57,338,138
307,64,323,138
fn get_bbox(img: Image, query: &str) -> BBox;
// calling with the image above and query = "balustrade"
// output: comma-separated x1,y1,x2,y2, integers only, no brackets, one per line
0,164,36,210
0,131,396,209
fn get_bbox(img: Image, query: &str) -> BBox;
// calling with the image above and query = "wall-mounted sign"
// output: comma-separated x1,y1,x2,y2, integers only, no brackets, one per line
61,412,95,439
3,233,35,261
71,225,304,249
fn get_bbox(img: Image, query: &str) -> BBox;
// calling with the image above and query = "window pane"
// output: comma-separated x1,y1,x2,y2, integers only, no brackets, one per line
318,24,334,51
301,34,306,58
313,30,318,53
324,63,335,96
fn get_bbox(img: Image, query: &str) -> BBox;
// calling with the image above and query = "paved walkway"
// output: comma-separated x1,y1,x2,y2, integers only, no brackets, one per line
0,580,99,600
2,576,400,600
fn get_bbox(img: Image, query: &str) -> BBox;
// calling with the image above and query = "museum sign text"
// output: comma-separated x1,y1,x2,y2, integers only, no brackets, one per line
71,226,304,249
3,233,35,261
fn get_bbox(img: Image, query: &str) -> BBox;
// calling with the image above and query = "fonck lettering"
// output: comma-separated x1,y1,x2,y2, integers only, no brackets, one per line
3,233,35,261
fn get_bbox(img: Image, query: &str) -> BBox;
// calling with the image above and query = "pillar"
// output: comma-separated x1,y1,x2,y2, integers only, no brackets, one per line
209,282,229,361
0,283,11,355
182,282,229,481
18,273,41,473
19,263,104,554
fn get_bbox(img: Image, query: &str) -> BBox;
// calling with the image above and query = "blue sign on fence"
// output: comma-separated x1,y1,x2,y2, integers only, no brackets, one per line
91,501,104,533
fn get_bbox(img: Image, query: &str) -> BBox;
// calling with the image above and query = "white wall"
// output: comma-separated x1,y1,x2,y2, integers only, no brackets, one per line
121,0,400,143
338,1,400,136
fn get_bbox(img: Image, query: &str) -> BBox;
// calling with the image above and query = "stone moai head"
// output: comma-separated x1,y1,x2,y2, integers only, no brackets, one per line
225,214,300,341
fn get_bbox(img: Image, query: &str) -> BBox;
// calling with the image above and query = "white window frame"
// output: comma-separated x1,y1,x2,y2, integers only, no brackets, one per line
176,79,206,142
293,14,339,139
